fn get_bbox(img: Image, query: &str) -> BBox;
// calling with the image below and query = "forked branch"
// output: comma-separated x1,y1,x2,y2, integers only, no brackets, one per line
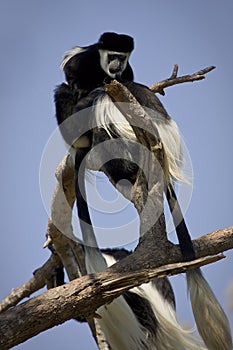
150,65,216,95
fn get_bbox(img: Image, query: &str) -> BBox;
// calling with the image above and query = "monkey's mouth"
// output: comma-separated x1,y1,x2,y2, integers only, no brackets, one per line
107,71,122,79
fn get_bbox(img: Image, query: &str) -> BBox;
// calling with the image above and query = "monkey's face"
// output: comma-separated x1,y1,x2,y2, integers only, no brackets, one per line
99,49,130,79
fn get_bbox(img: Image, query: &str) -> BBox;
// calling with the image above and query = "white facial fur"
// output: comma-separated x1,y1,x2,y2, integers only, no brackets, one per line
99,49,130,78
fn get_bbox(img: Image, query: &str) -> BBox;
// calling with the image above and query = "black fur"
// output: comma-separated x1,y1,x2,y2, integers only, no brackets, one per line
98,32,134,52
73,248,176,331
54,32,196,264
63,33,134,93
54,33,232,349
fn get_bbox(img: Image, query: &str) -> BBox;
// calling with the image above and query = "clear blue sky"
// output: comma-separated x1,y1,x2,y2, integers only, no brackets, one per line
0,1,233,349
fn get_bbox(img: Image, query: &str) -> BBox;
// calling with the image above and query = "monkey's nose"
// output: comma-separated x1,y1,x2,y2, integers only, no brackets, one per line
109,59,122,74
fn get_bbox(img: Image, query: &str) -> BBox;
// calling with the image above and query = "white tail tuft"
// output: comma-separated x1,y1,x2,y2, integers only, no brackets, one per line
187,269,232,350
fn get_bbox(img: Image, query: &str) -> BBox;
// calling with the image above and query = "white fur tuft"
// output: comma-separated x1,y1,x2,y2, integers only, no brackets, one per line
61,46,87,70
97,295,149,350
131,282,206,350
85,252,207,350
86,251,149,350
187,269,232,350
91,92,188,184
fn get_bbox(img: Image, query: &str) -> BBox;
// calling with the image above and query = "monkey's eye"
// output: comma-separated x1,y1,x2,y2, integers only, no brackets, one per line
117,54,127,62
108,54,127,63
108,54,116,62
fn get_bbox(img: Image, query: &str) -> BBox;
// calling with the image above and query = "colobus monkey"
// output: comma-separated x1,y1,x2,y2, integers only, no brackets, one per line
54,32,232,349
60,32,134,100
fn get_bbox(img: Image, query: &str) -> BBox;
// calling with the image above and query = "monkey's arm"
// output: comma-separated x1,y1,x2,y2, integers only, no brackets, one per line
54,83,95,149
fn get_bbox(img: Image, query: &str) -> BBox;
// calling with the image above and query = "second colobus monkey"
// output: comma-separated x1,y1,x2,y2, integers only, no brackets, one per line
54,32,232,349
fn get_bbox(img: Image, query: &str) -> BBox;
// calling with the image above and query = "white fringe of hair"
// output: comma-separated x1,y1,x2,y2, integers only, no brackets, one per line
61,46,87,70
91,92,188,184
88,252,207,350
187,269,232,350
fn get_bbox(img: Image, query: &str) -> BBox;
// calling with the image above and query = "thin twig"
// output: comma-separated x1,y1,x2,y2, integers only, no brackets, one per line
150,65,216,95
169,64,179,79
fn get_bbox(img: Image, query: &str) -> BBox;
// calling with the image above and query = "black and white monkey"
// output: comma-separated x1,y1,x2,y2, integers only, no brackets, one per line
54,32,232,350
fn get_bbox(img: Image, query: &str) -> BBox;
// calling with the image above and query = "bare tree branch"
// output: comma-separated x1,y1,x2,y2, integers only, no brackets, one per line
0,234,231,349
44,155,107,348
149,65,216,95
0,253,62,313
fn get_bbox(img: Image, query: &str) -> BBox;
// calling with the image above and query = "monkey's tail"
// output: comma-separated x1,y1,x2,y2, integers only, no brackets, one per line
186,268,232,350
166,185,232,349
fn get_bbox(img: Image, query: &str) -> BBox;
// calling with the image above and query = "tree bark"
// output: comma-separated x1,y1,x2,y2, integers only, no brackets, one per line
0,229,232,349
